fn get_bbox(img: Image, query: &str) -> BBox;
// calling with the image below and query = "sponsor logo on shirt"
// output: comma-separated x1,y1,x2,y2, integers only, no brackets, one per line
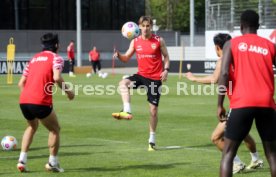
238,42,268,56
136,45,142,51
31,56,48,63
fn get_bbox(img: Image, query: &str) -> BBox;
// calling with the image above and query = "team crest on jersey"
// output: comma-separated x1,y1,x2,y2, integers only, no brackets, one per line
151,43,157,50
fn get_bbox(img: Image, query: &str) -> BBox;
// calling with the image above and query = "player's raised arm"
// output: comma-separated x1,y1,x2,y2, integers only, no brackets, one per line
185,59,222,84
113,40,135,63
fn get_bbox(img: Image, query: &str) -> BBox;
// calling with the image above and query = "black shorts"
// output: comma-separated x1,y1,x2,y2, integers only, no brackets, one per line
20,104,53,120
127,74,162,106
225,107,276,142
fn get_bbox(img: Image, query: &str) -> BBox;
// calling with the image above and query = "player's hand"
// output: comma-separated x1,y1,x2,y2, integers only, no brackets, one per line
185,72,195,81
217,106,227,122
160,70,168,82
66,90,75,100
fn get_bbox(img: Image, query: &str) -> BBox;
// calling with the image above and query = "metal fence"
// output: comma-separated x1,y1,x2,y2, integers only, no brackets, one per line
206,0,276,30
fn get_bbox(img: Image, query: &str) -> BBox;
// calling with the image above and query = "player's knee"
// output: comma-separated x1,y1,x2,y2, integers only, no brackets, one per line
211,134,220,145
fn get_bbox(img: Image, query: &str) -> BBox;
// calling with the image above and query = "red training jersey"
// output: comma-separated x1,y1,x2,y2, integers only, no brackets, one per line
89,50,100,61
230,34,275,108
19,51,64,106
134,34,163,80
67,45,74,59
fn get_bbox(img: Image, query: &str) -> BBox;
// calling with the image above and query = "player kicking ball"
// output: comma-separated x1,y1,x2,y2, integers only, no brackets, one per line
186,33,263,174
112,16,170,151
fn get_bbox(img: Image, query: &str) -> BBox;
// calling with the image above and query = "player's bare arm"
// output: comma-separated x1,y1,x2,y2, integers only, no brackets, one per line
18,76,27,91
53,69,74,100
113,40,135,63
217,41,232,122
185,59,222,84
274,44,276,66
160,37,170,82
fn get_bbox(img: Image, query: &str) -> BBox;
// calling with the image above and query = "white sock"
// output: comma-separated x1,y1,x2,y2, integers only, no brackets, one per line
49,155,58,166
18,152,27,164
148,132,156,144
250,152,259,162
233,155,242,164
123,102,131,113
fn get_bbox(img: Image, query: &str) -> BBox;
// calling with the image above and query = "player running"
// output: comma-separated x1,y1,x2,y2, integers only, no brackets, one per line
218,10,276,177
67,40,76,77
112,16,170,151
185,33,263,174
17,33,74,173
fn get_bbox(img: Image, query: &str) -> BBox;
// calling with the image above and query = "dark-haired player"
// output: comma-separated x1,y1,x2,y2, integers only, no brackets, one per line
218,10,276,177
186,33,263,174
112,16,170,151
17,33,74,172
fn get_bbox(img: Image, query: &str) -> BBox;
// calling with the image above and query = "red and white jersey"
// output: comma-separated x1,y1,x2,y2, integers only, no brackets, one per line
134,34,163,80
230,34,276,108
89,50,100,61
67,44,74,59
20,51,64,106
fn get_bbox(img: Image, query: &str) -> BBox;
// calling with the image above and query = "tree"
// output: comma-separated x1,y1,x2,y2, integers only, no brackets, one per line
146,0,205,33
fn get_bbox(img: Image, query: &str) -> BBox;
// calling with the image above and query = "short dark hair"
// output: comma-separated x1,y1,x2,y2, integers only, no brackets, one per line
41,33,59,52
213,33,232,49
138,16,153,25
240,10,259,29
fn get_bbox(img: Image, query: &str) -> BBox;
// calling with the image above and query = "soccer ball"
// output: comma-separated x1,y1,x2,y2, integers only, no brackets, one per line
1,136,17,151
101,72,108,79
86,73,92,78
121,22,140,40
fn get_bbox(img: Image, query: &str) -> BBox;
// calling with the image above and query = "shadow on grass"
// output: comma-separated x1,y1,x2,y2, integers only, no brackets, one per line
66,162,189,172
0,144,107,160
30,143,104,151
157,143,214,151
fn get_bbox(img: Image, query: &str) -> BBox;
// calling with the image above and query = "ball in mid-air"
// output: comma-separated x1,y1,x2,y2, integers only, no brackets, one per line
121,22,140,40
1,136,17,151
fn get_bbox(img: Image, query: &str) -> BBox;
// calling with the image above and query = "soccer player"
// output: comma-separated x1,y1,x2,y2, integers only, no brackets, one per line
218,10,276,177
17,33,74,172
89,46,102,75
112,16,170,151
186,33,263,174
67,40,76,77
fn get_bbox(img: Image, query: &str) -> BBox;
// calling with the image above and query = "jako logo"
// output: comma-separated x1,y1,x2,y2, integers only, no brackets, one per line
238,42,248,52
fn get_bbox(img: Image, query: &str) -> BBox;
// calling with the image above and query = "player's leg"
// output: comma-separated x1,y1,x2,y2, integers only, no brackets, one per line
90,61,94,73
243,134,263,169
92,61,97,74
220,108,254,176
255,108,276,176
39,109,64,172
20,119,39,153
220,138,243,176
112,75,139,120
17,119,39,172
146,79,161,151
69,60,76,77
211,121,226,151
98,61,102,71
148,103,158,151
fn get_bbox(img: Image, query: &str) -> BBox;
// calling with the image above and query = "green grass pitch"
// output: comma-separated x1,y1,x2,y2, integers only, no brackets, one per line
0,74,272,177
